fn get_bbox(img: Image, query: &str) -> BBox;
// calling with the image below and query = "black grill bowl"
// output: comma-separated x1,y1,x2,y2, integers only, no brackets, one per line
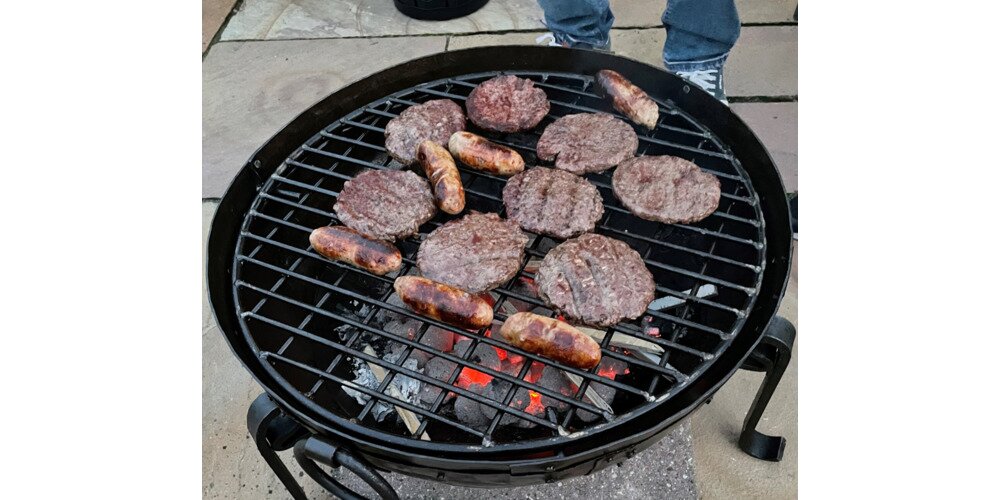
207,46,792,486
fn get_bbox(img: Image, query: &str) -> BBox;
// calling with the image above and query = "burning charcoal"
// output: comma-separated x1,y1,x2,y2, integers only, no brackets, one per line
494,386,537,428
452,339,502,373
374,293,419,331
577,357,628,422
535,366,573,412
499,356,525,377
419,327,455,355
472,380,534,429
384,326,455,368
419,356,459,407
454,383,492,428
489,325,525,368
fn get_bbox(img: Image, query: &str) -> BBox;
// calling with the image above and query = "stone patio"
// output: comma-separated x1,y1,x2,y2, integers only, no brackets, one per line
202,1,797,497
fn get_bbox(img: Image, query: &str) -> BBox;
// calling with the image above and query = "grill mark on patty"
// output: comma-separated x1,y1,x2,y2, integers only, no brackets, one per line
536,172,556,229
416,211,528,292
577,250,611,324
363,176,406,226
565,178,585,230
612,156,721,224
536,233,655,326
502,167,604,239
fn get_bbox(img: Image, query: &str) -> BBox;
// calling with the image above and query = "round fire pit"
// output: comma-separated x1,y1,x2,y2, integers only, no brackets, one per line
207,46,795,498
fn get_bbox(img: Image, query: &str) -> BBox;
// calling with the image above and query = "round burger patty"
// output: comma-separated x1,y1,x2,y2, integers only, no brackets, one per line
535,113,638,175
612,155,721,224
417,212,528,293
333,169,436,240
384,99,465,165
502,167,604,239
466,75,550,133
536,233,655,327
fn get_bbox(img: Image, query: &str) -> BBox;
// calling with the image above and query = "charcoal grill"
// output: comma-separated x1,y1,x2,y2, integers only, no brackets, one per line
207,46,795,499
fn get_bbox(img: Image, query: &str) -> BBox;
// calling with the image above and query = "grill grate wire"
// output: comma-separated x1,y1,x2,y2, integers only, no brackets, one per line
232,71,766,446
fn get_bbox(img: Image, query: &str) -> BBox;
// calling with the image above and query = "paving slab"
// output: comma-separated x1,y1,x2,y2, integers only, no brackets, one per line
221,0,546,40
732,102,797,192
726,26,797,97
202,37,446,198
448,26,796,97
221,0,794,41
737,0,797,24
204,0,239,52
691,242,797,500
611,0,798,26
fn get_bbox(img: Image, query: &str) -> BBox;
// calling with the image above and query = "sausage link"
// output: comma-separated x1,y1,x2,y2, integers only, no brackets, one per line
500,312,602,369
596,69,659,130
393,276,493,329
309,226,402,275
417,140,465,215
448,131,525,176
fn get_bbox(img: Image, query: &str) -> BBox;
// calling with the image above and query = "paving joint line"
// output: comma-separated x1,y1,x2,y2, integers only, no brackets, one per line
204,0,248,59
728,95,797,103
210,21,797,46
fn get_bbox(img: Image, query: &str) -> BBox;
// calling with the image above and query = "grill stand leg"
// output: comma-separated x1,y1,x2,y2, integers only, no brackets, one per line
247,393,311,500
738,316,795,462
247,393,400,500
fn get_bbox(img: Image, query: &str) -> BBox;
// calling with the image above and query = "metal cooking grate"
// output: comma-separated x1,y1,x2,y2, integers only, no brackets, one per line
232,71,766,447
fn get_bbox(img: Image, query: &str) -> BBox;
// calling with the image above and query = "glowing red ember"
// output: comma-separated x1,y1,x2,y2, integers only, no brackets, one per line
525,391,545,415
456,367,493,389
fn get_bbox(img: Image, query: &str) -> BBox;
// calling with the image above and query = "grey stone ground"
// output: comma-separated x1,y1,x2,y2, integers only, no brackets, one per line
203,1,797,497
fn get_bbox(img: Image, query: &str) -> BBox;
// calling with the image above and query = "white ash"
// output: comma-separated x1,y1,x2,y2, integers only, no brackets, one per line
343,357,422,422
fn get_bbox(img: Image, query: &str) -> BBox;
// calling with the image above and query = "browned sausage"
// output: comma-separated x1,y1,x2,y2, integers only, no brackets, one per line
596,69,659,130
448,131,525,176
393,276,493,329
309,226,402,275
499,312,601,369
416,140,465,215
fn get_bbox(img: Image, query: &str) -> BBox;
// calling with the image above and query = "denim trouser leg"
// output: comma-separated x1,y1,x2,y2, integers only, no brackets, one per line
662,0,741,71
537,0,614,49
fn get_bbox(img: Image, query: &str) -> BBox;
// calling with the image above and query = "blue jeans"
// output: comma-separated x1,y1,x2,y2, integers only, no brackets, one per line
536,0,740,71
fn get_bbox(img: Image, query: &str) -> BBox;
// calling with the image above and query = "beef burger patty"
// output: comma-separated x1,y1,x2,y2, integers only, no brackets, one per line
333,169,436,240
417,212,528,293
612,155,721,224
535,113,638,175
536,233,655,327
503,167,604,239
466,75,550,133
384,99,465,165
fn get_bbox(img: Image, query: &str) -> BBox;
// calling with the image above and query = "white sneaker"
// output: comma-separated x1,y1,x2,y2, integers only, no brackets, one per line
535,33,564,47
674,68,728,105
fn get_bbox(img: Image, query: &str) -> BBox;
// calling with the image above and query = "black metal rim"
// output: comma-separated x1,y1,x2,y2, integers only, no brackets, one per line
208,46,792,463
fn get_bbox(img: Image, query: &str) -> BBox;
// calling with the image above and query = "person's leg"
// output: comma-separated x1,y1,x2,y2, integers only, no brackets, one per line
661,0,740,101
536,0,614,50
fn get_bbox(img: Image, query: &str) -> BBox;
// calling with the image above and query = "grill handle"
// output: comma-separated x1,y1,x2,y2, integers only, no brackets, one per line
294,436,400,500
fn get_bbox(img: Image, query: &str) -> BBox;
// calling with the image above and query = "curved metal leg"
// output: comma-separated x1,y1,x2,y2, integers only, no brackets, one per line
294,436,400,500
738,316,795,461
247,393,309,500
